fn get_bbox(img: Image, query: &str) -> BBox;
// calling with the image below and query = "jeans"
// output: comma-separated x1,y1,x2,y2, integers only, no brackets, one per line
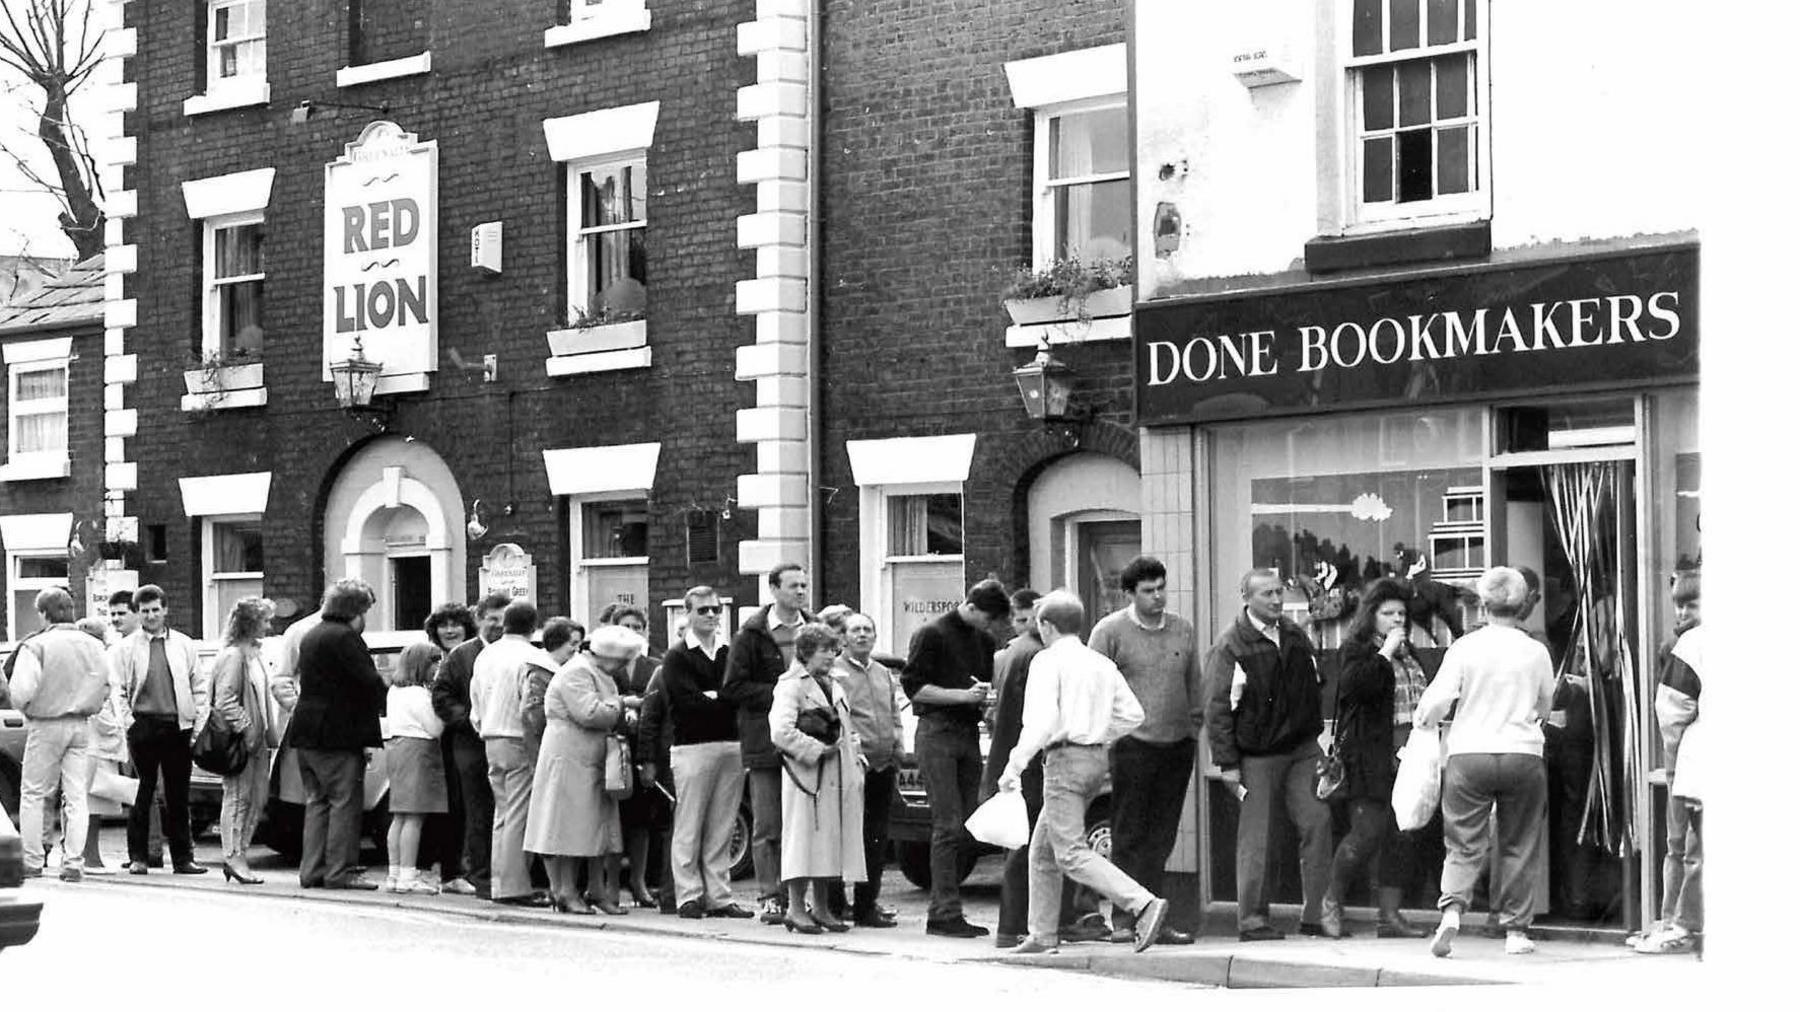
669,741,746,909
126,715,195,866
20,717,91,873
916,714,983,922
1328,797,1417,899
297,747,365,887
1235,741,1333,931
1028,745,1153,943
450,733,492,888
485,737,533,900
998,757,1088,938
220,745,270,862
1439,752,1547,930
1659,793,1703,933
853,766,897,917
1108,736,1196,928
746,766,783,902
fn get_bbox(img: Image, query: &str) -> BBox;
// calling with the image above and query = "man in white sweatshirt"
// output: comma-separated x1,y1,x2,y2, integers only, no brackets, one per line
997,591,1168,955
469,598,551,906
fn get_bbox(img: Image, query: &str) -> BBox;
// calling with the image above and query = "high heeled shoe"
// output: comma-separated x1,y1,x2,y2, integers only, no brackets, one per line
782,914,824,935
221,863,264,885
814,916,850,934
631,888,658,908
551,896,598,915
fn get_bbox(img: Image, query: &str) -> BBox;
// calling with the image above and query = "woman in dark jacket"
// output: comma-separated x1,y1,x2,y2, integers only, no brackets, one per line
609,605,669,907
1322,578,1431,939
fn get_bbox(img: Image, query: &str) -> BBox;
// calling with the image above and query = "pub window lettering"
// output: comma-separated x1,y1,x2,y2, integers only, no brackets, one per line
1347,0,1488,226
202,212,266,359
1036,99,1131,264
567,154,648,328
205,0,266,92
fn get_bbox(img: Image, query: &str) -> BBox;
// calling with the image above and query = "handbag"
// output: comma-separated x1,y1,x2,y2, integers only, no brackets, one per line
794,705,841,747
1314,676,1351,803
192,658,251,777
603,733,635,800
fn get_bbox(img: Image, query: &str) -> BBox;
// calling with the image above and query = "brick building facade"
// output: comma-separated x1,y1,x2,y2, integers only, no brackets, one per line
108,0,761,643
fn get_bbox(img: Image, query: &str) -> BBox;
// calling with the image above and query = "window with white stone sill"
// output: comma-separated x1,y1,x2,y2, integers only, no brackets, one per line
7,552,69,643
545,0,651,49
202,212,265,361
1033,98,1132,268
868,484,966,656
185,0,268,116
201,515,264,639
1344,0,1490,229
569,494,650,629
4,360,69,480
546,153,651,374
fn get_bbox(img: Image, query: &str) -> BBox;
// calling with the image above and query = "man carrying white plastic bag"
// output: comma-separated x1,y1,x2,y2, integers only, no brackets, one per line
991,591,1169,955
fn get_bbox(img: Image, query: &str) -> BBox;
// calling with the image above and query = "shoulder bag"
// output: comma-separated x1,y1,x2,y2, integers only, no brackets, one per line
1314,671,1351,803
192,652,251,777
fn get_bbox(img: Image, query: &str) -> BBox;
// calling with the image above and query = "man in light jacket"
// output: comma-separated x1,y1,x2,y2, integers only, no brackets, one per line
469,598,550,906
11,588,110,880
110,584,209,876
997,591,1169,955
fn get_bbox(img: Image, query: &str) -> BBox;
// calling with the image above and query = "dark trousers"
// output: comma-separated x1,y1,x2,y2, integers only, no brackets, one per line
1236,742,1334,931
998,758,1088,937
297,748,365,888
852,766,897,917
419,735,462,877
1330,797,1417,898
449,733,493,889
916,715,983,922
125,716,194,865
1108,736,1196,928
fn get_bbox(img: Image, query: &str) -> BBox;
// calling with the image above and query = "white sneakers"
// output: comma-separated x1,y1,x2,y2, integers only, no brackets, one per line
1504,931,1537,955
1430,909,1461,958
1635,925,1698,954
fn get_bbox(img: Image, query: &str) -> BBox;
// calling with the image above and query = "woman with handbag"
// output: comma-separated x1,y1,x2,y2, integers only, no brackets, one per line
523,624,641,914
609,605,669,908
211,596,278,885
768,623,866,934
1321,579,1431,939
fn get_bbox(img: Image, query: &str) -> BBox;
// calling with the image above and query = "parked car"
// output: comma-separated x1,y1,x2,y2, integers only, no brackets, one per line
0,804,43,953
1,705,23,821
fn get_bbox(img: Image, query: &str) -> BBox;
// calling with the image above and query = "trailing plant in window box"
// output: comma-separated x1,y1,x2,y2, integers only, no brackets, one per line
568,296,647,331
999,255,1135,325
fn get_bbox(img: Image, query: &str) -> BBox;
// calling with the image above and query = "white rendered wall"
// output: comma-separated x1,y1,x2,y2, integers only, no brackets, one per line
1133,0,1703,298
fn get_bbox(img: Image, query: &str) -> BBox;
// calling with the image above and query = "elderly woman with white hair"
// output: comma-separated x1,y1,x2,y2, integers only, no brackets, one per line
1413,566,1556,959
524,624,645,915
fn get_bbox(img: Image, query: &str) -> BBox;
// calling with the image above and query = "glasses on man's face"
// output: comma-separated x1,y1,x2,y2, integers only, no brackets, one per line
693,605,723,616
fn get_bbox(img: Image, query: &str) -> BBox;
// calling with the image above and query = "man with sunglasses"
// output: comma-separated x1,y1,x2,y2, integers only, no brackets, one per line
660,586,754,918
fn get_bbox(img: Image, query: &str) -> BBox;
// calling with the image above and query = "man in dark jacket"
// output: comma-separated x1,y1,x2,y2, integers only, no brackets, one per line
431,590,510,896
1202,570,1333,942
720,563,812,923
288,578,386,891
902,578,1010,938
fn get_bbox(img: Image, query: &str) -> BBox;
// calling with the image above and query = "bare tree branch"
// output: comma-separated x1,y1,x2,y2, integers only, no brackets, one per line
0,0,108,258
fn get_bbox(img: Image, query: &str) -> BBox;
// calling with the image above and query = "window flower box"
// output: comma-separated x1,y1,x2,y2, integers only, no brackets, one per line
1003,284,1134,326
183,362,263,395
545,319,647,357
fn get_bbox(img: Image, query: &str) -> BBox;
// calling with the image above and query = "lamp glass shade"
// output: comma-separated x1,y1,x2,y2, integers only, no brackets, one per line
1012,352,1073,421
329,348,383,408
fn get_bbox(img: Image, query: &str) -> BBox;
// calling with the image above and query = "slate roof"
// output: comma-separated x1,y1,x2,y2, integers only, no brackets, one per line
0,254,104,334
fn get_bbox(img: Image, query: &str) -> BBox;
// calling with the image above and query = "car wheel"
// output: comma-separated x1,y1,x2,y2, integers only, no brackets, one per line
262,799,304,863
896,841,977,890
726,800,753,880
363,797,391,862
0,753,20,821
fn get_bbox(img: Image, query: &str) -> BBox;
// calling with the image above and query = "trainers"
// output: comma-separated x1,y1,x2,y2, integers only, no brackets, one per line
1504,931,1537,955
1430,910,1461,959
81,861,116,876
758,897,788,924
1636,927,1697,954
678,901,706,919
1133,898,1169,953
58,865,83,884
441,877,479,895
1007,937,1060,955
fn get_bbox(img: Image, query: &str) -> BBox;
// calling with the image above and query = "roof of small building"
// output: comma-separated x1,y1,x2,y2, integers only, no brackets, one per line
0,254,104,335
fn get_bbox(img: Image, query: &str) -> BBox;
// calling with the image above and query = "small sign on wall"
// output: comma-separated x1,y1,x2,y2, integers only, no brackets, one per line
478,542,537,603
86,566,139,622
1231,46,1300,87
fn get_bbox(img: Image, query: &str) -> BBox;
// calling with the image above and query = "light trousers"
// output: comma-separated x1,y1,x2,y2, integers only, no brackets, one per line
221,746,270,861
1659,794,1703,933
1438,752,1547,930
21,717,92,872
669,741,746,908
1028,745,1153,943
485,737,534,899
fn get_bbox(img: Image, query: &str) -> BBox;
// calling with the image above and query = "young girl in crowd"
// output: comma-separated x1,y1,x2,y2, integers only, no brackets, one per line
385,641,448,893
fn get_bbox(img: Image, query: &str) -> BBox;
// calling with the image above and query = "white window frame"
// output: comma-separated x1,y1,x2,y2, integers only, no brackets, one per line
859,481,967,655
201,513,264,639
565,152,649,328
206,0,266,91
201,210,266,360
546,0,651,48
1031,96,1131,268
6,359,69,467
7,551,70,644
1342,0,1491,231
569,491,651,627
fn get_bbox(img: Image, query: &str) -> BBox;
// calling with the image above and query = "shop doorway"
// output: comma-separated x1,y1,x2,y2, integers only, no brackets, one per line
1492,431,1645,929
390,554,432,633
1074,519,1139,637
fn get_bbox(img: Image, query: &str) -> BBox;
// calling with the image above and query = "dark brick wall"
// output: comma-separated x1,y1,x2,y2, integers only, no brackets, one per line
816,0,1135,610
121,0,759,645
0,325,107,620
351,0,433,66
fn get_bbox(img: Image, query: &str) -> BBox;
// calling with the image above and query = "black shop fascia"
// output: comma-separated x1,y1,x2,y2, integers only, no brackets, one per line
1132,243,1698,427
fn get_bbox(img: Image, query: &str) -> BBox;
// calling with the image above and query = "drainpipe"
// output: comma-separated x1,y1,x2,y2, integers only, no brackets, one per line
807,0,826,595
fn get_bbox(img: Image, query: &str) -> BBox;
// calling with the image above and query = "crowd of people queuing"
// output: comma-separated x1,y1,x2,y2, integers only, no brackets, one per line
0,551,1704,958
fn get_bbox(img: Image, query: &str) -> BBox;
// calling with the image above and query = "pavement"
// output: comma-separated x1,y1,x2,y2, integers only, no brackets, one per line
39,826,1707,991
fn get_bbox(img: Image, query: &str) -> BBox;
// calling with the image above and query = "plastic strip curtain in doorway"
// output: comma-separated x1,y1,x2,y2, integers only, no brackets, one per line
1542,461,1643,857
